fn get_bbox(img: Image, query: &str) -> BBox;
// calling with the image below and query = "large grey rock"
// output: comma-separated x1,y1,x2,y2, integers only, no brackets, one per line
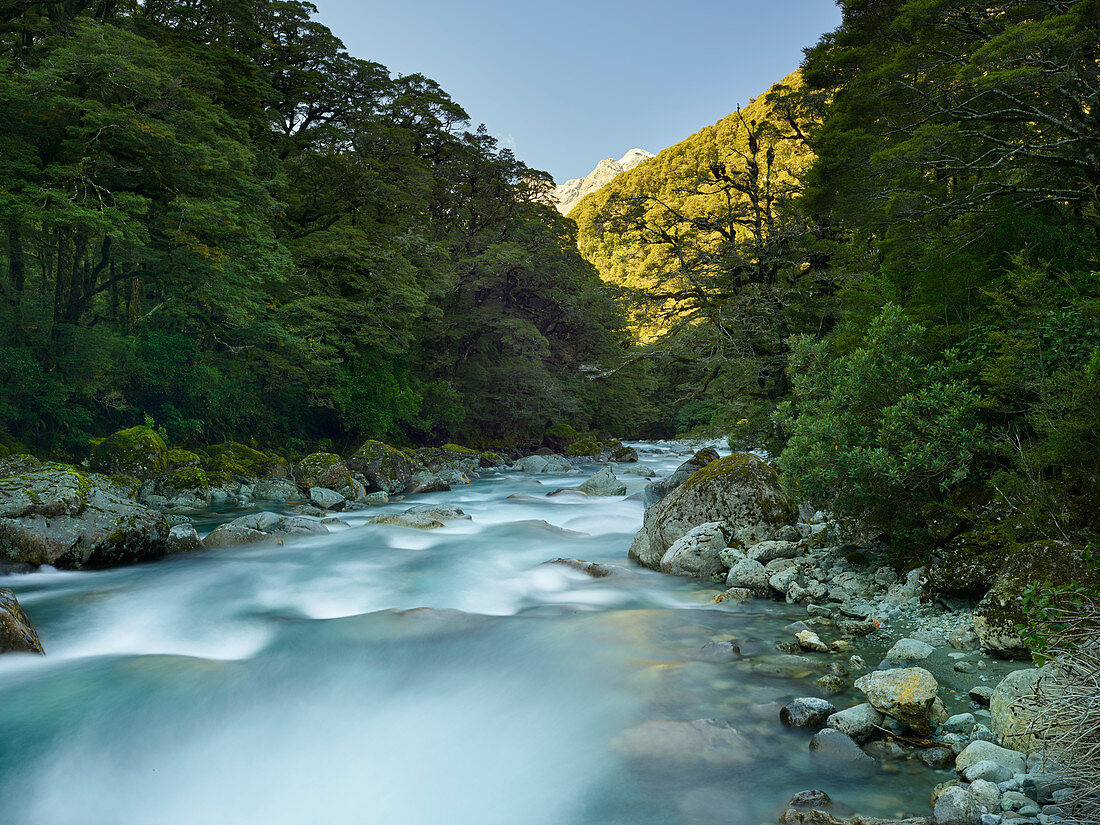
854,667,947,735
884,638,935,666
660,522,728,580
932,786,982,825
990,666,1063,754
166,524,203,554
725,558,770,594
746,540,802,564
202,524,273,548
577,467,627,496
309,487,345,510
405,471,450,495
345,441,413,495
629,453,794,571
403,504,471,522
962,760,1014,784
252,479,301,501
781,698,837,729
610,718,757,766
955,740,1026,777
0,464,169,569
643,447,720,507
827,703,884,743
0,588,43,654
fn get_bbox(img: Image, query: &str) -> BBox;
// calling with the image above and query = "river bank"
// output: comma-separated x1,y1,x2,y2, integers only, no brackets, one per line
0,440,1065,825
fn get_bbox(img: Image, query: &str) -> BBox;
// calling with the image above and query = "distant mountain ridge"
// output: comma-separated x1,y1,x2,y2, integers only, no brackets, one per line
552,149,654,215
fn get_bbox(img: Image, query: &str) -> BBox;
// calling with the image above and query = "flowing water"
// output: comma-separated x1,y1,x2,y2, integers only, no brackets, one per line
0,443,945,825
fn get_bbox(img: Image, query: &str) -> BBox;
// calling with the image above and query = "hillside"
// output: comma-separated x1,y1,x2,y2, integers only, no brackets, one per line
568,73,812,299
553,148,653,215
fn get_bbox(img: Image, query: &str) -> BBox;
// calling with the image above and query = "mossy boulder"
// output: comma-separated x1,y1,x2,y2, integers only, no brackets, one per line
156,467,213,503
166,448,202,471
205,442,287,480
0,588,43,654
611,445,638,462
629,452,795,571
106,473,142,499
90,426,167,480
564,438,601,457
974,540,1100,659
294,452,352,493
0,463,169,568
543,423,579,450
346,441,413,495
927,523,1005,599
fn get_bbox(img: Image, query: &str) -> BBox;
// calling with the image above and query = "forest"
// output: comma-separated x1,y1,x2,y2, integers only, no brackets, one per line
0,0,640,457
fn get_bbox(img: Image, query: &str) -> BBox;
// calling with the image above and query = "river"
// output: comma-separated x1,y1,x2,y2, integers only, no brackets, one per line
0,443,943,824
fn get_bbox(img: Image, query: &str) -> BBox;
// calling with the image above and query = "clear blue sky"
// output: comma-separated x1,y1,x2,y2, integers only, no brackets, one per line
310,0,842,183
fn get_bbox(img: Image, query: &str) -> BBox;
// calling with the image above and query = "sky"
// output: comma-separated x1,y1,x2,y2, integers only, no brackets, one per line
310,0,843,184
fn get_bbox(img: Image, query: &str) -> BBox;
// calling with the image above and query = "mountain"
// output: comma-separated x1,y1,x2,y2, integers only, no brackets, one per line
568,73,812,295
552,148,654,215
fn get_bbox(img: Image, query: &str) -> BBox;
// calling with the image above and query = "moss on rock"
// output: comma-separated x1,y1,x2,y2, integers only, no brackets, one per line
90,426,168,480
204,442,285,480
346,441,413,495
294,452,352,493
166,448,201,471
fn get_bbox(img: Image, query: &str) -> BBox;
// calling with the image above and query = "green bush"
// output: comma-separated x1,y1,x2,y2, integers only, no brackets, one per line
776,304,989,550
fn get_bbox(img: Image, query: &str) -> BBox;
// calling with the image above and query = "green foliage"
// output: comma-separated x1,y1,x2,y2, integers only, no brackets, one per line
776,305,989,549
1021,545,1100,661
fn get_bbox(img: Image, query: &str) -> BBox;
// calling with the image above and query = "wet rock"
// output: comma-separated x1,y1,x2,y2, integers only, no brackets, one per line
933,785,983,825
166,524,203,554
345,440,413,495
0,588,43,654
786,789,834,814
921,747,956,769
855,667,947,735
577,466,627,496
955,741,1026,777
0,561,35,575
610,718,757,766
781,697,837,728
642,447,719,506
512,454,571,474
797,629,829,652
366,513,446,530
252,479,301,501
696,640,741,662
201,523,272,548
659,522,728,580
363,491,389,506
309,486,344,510
827,703,884,743
949,626,981,651
629,452,794,570
0,464,169,568
293,453,352,494
405,471,450,495
944,713,977,736
963,760,1014,784
969,686,994,707
808,728,876,773
864,740,907,762
403,504,471,522
725,558,770,594
541,558,627,578
884,638,935,665
712,587,753,604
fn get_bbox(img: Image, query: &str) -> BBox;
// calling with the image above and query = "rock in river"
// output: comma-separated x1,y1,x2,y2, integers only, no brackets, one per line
345,440,414,495
854,667,947,735
0,587,43,654
0,460,169,568
577,467,626,496
629,452,794,571
611,718,757,767
659,522,728,580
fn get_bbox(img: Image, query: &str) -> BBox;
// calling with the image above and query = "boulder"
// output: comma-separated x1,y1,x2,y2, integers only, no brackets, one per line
827,703,884,743
725,558,770,594
629,453,794,570
202,524,271,547
643,446,720,506
293,453,352,493
403,504,471,522
931,786,982,825
166,524,203,554
974,540,1100,659
165,448,201,471
659,522,729,580
204,442,288,480
513,454,571,474
0,588,44,654
346,441,414,495
883,638,935,666
610,445,638,462
954,740,1026,776
745,539,802,564
90,426,167,480
252,479,301,501
309,487,345,510
0,464,169,568
808,728,876,773
990,666,1063,754
405,471,450,495
541,558,629,579
577,467,627,496
854,667,947,735
781,698,837,729
610,718,757,767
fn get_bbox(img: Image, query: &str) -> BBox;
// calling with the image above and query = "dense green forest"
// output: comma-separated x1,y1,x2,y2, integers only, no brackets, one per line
574,0,1099,555
0,0,641,457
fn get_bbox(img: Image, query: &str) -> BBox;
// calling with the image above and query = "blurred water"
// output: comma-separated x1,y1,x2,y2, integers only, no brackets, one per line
0,443,944,825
